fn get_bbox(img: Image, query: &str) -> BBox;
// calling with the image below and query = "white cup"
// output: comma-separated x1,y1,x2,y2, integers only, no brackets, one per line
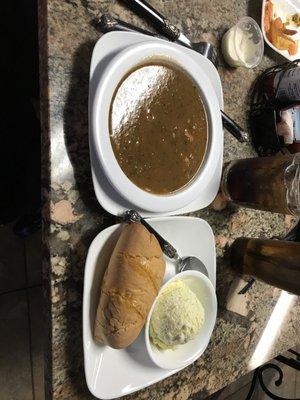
222,17,264,68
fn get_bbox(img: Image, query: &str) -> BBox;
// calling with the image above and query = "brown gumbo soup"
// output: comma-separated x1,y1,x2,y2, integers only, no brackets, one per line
109,62,208,194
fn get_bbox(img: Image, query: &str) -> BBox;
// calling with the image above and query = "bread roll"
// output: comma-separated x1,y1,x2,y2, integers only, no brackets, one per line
94,222,166,349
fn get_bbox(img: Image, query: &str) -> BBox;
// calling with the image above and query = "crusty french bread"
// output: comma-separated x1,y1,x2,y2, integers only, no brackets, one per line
94,222,166,349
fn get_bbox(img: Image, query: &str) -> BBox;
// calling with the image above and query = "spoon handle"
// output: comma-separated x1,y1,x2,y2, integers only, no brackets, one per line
98,13,155,36
120,0,181,42
124,210,179,260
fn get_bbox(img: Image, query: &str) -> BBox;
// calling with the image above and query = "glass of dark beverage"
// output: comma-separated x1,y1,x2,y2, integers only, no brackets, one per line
230,237,300,295
222,153,300,215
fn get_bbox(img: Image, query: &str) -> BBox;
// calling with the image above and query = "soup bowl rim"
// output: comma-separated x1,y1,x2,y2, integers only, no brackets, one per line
92,40,222,212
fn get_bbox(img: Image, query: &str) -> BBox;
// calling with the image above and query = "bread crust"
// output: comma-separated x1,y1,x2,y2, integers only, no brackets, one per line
94,223,166,349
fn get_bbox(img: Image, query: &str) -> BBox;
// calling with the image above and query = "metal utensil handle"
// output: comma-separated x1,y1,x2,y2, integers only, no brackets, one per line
119,0,220,67
124,210,179,259
98,13,155,36
120,0,180,41
221,111,249,143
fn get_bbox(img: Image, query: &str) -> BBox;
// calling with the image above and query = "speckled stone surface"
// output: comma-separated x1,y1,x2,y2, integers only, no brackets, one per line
39,0,300,399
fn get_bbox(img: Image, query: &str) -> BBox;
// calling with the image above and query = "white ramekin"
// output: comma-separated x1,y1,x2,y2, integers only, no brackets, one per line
91,40,223,213
145,270,217,370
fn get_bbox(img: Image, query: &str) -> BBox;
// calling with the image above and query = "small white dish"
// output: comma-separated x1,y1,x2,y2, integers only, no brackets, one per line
89,32,224,217
222,17,264,68
91,39,223,214
83,216,216,399
145,270,217,370
261,0,300,61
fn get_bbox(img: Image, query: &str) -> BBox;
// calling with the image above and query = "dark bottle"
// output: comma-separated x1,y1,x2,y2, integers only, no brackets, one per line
230,237,300,295
264,65,300,102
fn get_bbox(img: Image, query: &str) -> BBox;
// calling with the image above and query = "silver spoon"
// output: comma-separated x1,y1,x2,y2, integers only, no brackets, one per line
124,210,209,277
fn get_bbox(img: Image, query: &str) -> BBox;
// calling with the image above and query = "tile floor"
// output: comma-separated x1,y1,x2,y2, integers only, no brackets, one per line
0,223,44,400
0,223,299,400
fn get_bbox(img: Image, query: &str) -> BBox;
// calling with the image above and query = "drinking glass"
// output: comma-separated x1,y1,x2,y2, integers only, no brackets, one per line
222,153,300,215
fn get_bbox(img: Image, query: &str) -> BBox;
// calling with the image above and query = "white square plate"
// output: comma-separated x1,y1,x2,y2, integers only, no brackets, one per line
83,216,216,399
89,32,223,217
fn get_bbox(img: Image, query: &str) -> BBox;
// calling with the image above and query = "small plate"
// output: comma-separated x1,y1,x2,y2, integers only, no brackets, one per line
83,216,216,399
262,0,300,61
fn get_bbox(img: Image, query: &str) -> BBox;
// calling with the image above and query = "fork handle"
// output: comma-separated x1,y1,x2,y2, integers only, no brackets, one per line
221,111,249,143
120,0,180,41
98,13,155,36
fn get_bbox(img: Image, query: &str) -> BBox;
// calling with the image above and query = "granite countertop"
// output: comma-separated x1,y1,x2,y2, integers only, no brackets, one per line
39,0,300,399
